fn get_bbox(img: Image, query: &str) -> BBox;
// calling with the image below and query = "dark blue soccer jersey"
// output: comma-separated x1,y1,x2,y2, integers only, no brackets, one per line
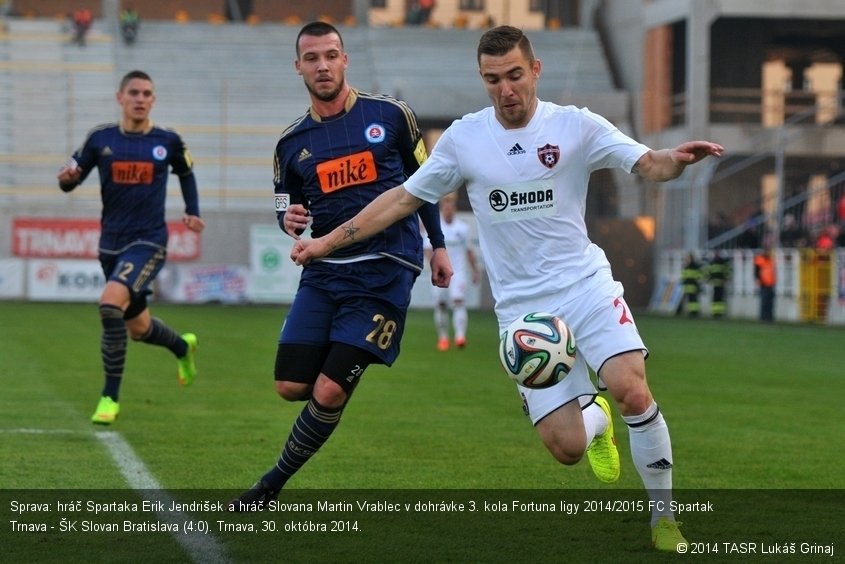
274,89,438,271
68,123,196,251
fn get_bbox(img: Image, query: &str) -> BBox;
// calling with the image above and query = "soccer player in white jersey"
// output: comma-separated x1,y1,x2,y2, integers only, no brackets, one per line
292,25,723,552
424,193,480,350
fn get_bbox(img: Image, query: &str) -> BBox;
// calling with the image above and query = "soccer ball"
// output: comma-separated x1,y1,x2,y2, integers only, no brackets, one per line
498,312,576,389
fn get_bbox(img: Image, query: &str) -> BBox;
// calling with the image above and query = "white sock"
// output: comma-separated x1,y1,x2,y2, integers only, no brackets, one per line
623,402,675,525
581,399,607,448
453,305,468,340
433,305,448,340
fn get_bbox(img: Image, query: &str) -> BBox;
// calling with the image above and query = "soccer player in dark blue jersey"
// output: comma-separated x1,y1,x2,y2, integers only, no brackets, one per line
229,22,452,510
57,70,205,425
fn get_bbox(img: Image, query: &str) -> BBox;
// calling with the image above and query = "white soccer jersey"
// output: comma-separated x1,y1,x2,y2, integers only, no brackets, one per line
404,101,649,325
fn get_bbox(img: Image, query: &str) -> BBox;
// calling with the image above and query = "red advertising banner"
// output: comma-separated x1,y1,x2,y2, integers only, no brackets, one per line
12,218,201,261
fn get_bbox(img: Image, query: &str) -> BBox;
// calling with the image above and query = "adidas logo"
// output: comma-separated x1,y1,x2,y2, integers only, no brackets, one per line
507,143,526,156
297,148,312,162
647,458,673,470
102,146,113,156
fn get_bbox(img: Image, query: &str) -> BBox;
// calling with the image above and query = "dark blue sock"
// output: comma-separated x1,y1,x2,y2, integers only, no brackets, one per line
140,317,187,357
262,398,344,490
99,305,126,401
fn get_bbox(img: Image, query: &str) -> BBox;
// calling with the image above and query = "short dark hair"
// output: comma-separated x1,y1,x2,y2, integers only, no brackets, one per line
119,70,152,91
477,25,534,65
296,21,344,57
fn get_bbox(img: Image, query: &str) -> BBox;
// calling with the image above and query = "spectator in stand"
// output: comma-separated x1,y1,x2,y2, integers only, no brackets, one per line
119,6,139,45
736,217,760,249
815,225,838,251
72,8,92,47
418,0,435,24
405,0,436,25
707,211,731,240
779,213,807,248
837,193,845,223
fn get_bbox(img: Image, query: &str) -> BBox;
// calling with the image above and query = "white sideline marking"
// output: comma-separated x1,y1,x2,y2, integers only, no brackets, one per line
1,428,82,434
95,431,231,564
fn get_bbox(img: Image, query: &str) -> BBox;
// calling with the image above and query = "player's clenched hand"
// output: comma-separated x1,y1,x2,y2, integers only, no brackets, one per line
283,204,310,239
430,247,453,288
57,161,82,188
291,238,327,266
183,214,205,233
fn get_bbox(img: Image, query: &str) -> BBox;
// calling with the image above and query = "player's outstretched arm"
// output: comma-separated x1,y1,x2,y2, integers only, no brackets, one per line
291,185,424,265
634,141,724,182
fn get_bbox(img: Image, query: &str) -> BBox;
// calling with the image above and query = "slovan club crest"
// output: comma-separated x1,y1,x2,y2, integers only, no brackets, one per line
537,143,560,169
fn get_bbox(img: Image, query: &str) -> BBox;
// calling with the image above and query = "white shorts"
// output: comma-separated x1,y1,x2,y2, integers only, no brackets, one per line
431,271,468,304
506,268,648,425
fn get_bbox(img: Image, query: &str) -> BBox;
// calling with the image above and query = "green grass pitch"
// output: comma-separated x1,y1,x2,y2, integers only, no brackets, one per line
1,301,842,562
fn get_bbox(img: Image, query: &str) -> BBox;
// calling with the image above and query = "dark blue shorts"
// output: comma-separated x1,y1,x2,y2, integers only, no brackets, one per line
279,259,418,366
99,242,166,299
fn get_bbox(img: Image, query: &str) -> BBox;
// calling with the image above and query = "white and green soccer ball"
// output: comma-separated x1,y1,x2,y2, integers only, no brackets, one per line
498,312,576,389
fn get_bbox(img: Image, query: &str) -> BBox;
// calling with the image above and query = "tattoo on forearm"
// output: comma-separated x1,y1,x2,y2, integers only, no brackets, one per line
341,223,360,242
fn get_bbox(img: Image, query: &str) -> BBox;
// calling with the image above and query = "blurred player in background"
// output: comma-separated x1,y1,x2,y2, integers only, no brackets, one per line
424,192,480,350
57,70,204,425
292,26,724,551
229,22,451,511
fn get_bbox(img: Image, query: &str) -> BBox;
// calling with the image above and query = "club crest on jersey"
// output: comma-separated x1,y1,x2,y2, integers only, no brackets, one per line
537,144,560,169
152,145,168,160
365,123,386,143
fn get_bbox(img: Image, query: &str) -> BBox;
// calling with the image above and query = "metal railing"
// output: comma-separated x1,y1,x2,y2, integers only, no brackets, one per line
662,86,845,251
